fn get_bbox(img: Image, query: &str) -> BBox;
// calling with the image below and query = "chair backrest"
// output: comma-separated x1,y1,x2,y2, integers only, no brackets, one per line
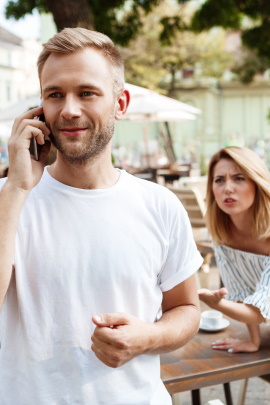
168,186,206,228
178,176,207,199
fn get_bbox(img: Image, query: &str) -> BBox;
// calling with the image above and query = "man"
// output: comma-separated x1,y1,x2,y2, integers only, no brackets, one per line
0,28,203,404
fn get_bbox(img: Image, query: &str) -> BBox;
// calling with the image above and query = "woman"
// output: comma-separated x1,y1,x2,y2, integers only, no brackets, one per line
199,146,270,353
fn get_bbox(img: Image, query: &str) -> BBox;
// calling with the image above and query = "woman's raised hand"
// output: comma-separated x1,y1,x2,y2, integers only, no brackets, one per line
198,287,228,308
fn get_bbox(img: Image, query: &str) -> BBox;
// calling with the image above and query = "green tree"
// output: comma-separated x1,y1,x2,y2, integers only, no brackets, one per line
231,50,269,84
184,0,270,81
121,1,233,94
4,0,162,45
160,28,233,96
189,0,270,61
4,0,249,84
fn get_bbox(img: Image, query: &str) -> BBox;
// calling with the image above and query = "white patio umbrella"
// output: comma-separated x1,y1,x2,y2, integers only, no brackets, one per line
123,83,201,164
124,83,201,122
0,122,13,140
0,94,41,141
0,94,41,122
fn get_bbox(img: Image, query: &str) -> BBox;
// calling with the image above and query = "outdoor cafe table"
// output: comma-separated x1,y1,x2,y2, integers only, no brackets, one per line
156,167,190,184
161,313,270,405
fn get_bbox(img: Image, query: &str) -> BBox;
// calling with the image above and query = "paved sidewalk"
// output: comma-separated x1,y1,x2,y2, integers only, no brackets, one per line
173,264,270,405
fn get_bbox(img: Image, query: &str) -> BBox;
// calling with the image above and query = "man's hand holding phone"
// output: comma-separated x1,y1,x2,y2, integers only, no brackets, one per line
7,106,51,192
29,112,46,161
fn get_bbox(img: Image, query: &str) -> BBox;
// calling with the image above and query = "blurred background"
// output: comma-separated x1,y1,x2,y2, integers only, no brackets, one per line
1,0,270,174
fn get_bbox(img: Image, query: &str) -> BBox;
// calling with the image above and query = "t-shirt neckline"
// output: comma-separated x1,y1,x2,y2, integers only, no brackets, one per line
43,166,126,196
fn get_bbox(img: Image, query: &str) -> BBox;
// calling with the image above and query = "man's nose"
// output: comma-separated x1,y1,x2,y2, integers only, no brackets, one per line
60,96,82,120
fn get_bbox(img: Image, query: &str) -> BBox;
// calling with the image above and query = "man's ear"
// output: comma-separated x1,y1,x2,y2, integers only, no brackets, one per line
114,89,130,121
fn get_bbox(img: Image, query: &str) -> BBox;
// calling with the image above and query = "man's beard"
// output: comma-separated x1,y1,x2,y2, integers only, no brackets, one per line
48,116,115,166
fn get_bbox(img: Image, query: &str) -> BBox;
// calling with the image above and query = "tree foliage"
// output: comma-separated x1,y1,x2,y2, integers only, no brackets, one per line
5,0,270,61
121,2,233,94
5,0,265,84
191,0,241,32
188,0,270,62
4,0,163,45
149,0,270,83
231,51,269,84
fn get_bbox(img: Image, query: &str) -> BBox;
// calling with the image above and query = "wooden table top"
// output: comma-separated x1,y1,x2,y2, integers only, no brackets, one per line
161,315,270,395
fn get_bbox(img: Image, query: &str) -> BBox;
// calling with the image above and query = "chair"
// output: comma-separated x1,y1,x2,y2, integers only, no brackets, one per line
168,186,206,228
167,185,211,248
167,185,213,288
132,168,158,183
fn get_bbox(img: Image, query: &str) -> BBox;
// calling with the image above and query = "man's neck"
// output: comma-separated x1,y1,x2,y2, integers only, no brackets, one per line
47,150,120,190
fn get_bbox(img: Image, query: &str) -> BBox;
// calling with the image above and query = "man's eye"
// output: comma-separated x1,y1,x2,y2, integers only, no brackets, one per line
81,91,94,97
49,93,62,98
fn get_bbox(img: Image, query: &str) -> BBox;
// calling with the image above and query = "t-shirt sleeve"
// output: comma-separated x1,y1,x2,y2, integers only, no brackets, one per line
158,193,203,292
0,177,16,266
0,177,7,190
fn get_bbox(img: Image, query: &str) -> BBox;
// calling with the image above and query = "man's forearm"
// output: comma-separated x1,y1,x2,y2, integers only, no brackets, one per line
91,305,200,368
145,304,200,354
0,182,28,308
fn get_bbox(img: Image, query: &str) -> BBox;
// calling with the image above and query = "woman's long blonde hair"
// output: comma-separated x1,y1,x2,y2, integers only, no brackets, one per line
206,146,270,244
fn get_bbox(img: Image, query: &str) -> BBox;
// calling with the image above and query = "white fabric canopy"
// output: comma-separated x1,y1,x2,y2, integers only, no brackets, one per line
124,83,201,122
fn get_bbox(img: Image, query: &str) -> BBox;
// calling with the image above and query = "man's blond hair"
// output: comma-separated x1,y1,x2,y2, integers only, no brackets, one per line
206,146,270,244
37,27,125,94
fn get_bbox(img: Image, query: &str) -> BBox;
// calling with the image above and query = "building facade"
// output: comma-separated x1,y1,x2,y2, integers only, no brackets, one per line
174,77,270,168
0,26,41,111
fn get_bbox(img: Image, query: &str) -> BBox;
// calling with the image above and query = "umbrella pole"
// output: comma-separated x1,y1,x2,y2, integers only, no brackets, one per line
143,126,151,168
163,122,177,164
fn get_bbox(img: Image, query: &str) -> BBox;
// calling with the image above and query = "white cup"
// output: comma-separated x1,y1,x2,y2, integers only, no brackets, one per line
201,310,223,329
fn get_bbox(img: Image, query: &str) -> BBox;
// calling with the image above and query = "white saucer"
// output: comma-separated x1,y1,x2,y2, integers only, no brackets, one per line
199,318,230,332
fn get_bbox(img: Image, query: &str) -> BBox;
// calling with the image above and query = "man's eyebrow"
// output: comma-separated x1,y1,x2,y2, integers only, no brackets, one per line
42,84,101,95
42,86,61,95
77,83,101,89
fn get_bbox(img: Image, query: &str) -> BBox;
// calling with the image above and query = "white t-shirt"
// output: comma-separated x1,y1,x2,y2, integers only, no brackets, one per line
0,169,202,405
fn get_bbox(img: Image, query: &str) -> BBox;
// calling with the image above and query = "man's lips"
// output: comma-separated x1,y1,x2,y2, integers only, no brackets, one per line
60,128,87,137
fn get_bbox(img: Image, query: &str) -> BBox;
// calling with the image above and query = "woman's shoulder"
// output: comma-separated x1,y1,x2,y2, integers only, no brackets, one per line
214,244,270,260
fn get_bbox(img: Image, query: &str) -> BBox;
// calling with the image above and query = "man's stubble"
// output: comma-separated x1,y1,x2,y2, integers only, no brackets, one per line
48,115,115,166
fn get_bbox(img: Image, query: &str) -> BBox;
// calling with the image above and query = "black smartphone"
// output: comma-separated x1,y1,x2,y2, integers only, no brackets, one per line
29,113,45,161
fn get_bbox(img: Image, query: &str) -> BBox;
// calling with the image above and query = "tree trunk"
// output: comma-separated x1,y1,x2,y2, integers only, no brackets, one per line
46,0,95,31
167,68,177,98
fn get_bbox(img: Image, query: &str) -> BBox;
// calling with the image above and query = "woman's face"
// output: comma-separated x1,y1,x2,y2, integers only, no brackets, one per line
212,158,256,218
